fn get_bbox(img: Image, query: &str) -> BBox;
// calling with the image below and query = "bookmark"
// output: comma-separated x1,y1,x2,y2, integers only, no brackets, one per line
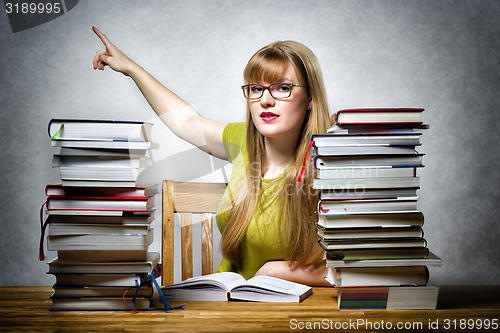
50,124,64,141
147,272,185,312
38,201,49,261
122,280,141,313
297,140,315,182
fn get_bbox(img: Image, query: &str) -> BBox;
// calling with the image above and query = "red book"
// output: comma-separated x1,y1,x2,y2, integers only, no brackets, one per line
334,108,424,125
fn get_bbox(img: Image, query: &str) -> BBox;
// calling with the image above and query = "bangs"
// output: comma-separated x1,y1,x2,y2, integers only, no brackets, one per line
243,47,290,84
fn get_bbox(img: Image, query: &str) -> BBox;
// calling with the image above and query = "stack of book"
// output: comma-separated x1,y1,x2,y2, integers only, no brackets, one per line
311,108,442,310
42,119,161,311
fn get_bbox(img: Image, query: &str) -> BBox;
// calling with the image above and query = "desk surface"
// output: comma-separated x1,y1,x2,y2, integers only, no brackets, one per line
1,286,499,332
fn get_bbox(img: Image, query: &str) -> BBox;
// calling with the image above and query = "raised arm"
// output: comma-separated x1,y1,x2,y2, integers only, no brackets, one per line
92,27,227,160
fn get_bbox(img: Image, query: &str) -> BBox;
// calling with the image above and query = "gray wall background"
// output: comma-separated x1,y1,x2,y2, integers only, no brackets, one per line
1,0,499,286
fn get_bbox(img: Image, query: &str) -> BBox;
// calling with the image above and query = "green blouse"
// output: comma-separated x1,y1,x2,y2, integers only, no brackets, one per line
214,122,288,279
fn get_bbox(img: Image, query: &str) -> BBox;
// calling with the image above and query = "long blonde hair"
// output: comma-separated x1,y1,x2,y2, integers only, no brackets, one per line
220,41,330,267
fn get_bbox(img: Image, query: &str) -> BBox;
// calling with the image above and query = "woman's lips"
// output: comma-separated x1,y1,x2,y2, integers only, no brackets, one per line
260,112,279,122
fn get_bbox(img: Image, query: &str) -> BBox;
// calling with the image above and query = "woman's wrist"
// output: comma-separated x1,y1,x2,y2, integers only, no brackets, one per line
123,61,143,78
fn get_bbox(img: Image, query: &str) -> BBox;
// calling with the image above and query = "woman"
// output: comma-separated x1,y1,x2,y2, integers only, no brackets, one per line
93,27,331,286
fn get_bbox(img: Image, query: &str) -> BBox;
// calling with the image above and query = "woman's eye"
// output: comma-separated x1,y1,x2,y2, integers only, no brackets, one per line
250,85,263,93
277,84,291,92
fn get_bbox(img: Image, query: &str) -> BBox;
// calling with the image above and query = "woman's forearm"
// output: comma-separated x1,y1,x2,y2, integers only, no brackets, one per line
127,64,203,141
255,261,331,287
130,65,226,157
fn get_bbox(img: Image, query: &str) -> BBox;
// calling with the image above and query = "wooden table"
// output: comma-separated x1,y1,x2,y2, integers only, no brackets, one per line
1,286,499,332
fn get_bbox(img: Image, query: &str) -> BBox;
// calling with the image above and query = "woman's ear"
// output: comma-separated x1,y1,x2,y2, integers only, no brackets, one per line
308,101,313,111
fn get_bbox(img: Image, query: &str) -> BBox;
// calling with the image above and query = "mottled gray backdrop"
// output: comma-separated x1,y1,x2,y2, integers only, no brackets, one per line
0,0,499,286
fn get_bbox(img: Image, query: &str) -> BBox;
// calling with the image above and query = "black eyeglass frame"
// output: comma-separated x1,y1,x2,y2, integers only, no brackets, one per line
241,83,308,100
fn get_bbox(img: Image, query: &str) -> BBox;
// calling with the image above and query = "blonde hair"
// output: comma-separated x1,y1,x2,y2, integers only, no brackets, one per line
220,41,330,267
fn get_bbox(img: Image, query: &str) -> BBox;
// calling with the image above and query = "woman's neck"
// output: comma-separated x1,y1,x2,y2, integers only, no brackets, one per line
262,133,300,179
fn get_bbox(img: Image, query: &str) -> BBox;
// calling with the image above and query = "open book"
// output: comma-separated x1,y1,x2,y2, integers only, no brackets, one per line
161,272,312,303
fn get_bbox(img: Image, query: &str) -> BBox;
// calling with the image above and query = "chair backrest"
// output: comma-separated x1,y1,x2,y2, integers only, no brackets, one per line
162,180,227,285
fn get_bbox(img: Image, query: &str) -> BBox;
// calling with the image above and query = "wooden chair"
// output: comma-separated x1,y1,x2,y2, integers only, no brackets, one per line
161,180,227,286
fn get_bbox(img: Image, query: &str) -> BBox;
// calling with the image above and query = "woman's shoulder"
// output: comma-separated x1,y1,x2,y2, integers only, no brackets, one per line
223,122,246,162
223,122,246,143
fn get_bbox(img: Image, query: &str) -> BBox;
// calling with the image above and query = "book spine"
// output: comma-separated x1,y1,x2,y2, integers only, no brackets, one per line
47,119,54,137
50,119,145,124
46,196,149,201
337,121,424,125
337,108,425,113
334,110,340,124
312,155,319,169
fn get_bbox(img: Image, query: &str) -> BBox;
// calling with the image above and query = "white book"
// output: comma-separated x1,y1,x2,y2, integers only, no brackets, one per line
46,209,151,217
48,119,153,142
316,167,416,179
45,214,154,225
46,197,154,211
319,198,419,215
52,155,151,169
312,177,420,190
333,108,424,125
61,180,140,188
313,154,424,168
58,147,148,157
51,140,158,150
327,124,429,135
48,252,160,274
312,134,421,146
326,252,442,268
313,145,418,156
57,250,148,262
47,229,154,251
52,272,154,287
161,272,312,303
317,226,423,240
319,238,427,251
45,184,158,198
331,266,429,287
385,286,439,310
335,286,439,310
59,167,141,181
50,297,151,311
317,212,424,229
48,223,150,236
318,188,419,200
51,285,154,298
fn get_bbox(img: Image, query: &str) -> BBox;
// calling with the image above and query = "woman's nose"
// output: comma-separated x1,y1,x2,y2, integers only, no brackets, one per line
260,88,276,107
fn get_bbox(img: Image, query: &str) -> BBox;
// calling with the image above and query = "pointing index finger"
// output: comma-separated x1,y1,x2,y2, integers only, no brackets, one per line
92,26,112,48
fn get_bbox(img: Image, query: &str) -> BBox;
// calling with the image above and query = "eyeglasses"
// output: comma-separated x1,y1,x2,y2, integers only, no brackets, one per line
241,83,307,100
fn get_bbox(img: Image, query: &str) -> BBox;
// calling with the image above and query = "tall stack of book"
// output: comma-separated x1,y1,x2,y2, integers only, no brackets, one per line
311,108,442,310
41,119,161,311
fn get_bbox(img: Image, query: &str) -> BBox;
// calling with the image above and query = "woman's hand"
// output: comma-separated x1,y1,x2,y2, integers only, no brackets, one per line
255,260,331,287
92,26,136,75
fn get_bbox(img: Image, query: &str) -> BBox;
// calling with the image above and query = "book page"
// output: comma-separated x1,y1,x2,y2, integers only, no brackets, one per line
232,276,311,295
162,272,246,292
324,268,335,286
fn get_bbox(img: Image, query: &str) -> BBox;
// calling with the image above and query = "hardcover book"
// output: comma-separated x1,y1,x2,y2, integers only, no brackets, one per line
337,286,439,310
48,119,153,142
333,108,424,125
161,272,312,303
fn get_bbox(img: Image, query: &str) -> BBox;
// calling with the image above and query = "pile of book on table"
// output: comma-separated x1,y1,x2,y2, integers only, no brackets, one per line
41,119,161,311
311,108,442,310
